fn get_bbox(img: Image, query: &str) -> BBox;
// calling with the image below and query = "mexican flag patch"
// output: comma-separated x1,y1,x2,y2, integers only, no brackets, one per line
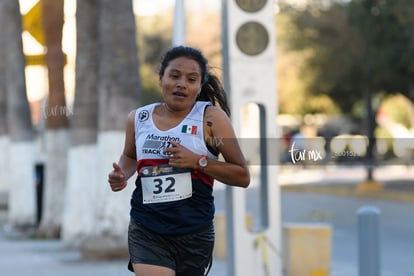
181,125,197,135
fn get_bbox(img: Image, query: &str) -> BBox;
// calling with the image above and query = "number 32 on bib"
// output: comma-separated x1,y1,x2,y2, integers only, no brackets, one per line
140,165,192,204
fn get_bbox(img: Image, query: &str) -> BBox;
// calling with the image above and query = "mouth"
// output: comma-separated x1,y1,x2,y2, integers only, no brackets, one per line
172,91,187,98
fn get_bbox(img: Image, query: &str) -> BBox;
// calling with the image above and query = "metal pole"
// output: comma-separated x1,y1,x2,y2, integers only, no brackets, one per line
364,89,376,181
220,0,230,108
221,2,235,276
357,205,381,276
172,0,186,46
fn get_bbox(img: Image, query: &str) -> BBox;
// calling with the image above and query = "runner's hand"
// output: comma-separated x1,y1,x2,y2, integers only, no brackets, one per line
164,141,199,170
108,162,127,192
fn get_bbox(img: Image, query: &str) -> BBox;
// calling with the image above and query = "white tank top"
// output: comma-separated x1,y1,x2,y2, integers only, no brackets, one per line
134,101,218,165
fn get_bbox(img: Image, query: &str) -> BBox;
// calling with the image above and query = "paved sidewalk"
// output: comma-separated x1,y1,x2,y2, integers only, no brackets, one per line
0,211,127,276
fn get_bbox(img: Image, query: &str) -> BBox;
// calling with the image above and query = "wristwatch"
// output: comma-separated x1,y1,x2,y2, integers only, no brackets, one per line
197,155,208,170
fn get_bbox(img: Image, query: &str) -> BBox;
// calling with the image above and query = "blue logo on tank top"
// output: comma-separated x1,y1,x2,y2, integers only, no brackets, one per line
138,110,149,121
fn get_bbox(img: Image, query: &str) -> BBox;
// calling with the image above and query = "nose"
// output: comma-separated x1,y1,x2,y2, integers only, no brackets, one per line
176,78,186,89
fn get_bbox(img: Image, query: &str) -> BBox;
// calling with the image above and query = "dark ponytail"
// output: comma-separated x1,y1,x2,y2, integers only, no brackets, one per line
197,73,230,116
159,46,230,116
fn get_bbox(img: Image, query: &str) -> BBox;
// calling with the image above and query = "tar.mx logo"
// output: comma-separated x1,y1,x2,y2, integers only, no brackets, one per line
288,141,324,164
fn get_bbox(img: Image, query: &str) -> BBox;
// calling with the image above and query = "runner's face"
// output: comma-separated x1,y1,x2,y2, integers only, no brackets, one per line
159,57,202,112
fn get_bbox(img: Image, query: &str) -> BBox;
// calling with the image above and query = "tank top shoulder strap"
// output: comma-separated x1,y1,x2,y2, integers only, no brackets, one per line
186,101,212,120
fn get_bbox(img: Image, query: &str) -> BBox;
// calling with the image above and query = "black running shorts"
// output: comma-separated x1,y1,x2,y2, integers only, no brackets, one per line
128,219,215,276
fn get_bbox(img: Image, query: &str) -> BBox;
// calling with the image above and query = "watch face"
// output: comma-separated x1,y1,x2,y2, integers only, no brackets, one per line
198,157,208,167
236,0,267,13
236,21,269,56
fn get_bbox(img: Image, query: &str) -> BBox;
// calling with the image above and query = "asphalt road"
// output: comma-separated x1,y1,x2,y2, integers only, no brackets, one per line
278,191,414,276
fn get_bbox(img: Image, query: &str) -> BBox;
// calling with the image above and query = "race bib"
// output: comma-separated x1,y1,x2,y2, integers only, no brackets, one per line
140,165,192,204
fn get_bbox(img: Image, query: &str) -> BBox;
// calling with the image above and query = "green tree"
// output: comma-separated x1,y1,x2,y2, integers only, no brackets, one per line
136,14,171,104
280,0,414,181
276,9,339,114
279,0,414,113
347,0,414,100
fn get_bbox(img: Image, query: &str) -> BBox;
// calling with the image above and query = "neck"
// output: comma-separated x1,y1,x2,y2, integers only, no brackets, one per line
163,103,176,114
163,103,194,118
